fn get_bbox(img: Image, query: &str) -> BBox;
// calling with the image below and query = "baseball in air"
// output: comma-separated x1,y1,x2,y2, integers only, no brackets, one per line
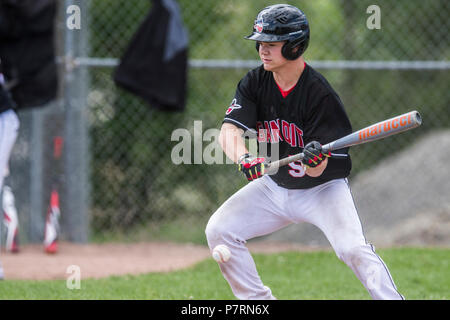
212,244,231,263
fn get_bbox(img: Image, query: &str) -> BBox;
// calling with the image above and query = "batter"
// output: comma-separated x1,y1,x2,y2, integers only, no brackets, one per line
0,59,20,279
206,4,403,300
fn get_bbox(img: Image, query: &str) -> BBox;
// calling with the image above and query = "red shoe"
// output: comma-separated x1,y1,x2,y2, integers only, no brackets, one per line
43,190,60,254
44,241,58,254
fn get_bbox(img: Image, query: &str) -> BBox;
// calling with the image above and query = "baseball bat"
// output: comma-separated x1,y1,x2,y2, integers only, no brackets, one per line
265,110,422,175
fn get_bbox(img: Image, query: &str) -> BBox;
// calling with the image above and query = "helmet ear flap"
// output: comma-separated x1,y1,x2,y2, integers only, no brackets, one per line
281,36,309,60
281,42,297,60
255,42,260,53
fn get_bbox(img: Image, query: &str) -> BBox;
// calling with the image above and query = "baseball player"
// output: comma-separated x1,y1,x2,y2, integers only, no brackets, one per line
0,58,20,279
206,4,404,300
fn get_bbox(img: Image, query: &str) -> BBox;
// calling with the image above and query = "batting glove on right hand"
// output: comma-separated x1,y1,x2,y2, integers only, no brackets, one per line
238,153,266,181
301,141,330,168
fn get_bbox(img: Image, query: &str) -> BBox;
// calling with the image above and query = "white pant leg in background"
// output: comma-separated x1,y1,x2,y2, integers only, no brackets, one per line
288,178,404,300
0,109,19,191
0,109,20,279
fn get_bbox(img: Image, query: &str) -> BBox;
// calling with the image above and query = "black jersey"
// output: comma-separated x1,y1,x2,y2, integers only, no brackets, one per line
223,63,352,189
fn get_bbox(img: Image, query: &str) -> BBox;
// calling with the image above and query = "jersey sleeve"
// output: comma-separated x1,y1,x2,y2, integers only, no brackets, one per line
303,93,352,151
0,60,16,112
303,92,353,179
222,72,258,135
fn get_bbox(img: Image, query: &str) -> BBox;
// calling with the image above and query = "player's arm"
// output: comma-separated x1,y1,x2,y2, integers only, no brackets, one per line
219,122,265,181
219,122,248,163
0,70,16,112
304,157,328,177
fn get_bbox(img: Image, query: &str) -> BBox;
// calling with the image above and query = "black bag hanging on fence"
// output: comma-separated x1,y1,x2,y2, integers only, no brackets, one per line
0,0,58,109
113,0,189,112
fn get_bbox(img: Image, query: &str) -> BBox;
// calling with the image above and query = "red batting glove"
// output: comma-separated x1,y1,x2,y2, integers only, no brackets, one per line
238,153,266,181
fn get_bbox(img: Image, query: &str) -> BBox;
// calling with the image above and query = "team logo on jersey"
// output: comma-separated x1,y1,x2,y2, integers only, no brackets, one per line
256,119,304,148
226,99,242,115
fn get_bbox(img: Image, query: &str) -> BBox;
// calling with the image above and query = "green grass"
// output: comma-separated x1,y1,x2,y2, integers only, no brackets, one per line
0,248,448,300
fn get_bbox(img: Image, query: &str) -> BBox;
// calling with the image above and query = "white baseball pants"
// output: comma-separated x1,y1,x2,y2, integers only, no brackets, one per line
0,109,19,191
0,109,19,279
206,175,404,300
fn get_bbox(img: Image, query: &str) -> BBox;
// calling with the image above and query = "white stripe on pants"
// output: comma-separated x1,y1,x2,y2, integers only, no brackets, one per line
205,175,403,300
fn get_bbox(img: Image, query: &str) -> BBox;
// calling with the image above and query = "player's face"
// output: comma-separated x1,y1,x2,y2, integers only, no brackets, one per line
258,41,286,71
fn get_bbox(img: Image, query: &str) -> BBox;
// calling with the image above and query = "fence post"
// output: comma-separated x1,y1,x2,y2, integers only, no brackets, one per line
62,0,90,243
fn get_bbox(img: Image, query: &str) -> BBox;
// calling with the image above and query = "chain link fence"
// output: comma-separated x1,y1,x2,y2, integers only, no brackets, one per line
8,0,450,246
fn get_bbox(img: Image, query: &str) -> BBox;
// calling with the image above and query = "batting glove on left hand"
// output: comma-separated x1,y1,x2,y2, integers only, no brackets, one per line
301,141,330,168
238,153,266,181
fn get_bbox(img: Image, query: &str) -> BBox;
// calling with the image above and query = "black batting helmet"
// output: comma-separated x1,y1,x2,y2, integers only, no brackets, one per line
245,4,310,60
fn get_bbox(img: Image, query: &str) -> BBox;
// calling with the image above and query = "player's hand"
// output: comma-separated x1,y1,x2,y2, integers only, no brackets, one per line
238,153,266,181
301,141,330,168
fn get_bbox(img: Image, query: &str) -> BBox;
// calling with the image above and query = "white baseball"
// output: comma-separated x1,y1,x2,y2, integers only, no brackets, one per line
212,244,231,263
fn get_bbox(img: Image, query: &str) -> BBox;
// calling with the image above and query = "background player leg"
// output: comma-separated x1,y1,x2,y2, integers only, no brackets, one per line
0,109,20,279
206,176,292,300
0,110,19,193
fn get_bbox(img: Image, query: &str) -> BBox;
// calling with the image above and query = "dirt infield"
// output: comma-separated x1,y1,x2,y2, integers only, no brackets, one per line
0,241,318,280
